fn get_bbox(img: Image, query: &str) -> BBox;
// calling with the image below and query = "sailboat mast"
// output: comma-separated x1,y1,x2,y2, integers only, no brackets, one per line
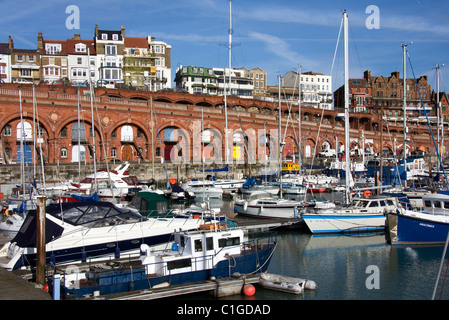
402,43,408,187
278,75,283,198
298,63,302,168
88,47,97,192
343,10,350,205
223,0,232,167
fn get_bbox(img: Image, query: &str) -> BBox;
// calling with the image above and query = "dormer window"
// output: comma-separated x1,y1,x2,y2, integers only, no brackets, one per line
46,44,62,55
112,34,118,41
75,43,86,52
102,34,107,40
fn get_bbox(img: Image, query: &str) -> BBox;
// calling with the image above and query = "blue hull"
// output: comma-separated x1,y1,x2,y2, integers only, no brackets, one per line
13,233,173,270
60,244,276,299
392,213,449,245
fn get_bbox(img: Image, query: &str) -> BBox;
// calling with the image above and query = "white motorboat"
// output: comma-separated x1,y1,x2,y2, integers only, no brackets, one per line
301,195,400,234
234,190,303,219
69,162,144,199
0,200,205,270
0,214,24,238
181,180,223,199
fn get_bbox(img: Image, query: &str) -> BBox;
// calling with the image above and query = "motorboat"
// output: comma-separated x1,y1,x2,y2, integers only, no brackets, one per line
180,180,223,199
301,195,401,234
0,201,205,270
386,192,449,246
234,190,304,220
0,214,24,238
69,162,144,199
55,225,277,299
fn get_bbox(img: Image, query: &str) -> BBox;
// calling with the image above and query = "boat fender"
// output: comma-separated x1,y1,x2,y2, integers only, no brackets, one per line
115,246,120,259
171,242,178,251
243,201,248,211
242,284,256,296
140,244,150,256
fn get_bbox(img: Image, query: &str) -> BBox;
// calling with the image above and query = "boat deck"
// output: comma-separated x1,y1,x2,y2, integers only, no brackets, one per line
0,234,52,300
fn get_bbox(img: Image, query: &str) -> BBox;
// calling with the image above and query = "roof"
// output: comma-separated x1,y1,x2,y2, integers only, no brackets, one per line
40,39,68,55
0,43,10,55
66,39,96,54
125,37,148,48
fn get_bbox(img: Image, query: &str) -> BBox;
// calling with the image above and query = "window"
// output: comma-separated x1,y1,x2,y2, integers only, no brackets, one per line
111,147,117,158
46,44,61,55
20,69,32,77
75,43,86,52
3,125,11,136
101,34,107,40
60,127,67,138
105,45,117,56
61,148,67,158
16,55,23,62
112,34,118,41
77,57,82,65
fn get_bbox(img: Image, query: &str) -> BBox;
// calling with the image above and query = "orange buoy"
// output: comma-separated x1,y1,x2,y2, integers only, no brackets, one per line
363,190,372,197
242,284,256,296
169,177,176,185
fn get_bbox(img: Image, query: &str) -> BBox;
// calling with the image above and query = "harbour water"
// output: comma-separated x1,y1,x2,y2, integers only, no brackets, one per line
185,196,449,300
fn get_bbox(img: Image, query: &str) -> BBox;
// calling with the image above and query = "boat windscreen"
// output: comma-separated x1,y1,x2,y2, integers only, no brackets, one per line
52,203,145,227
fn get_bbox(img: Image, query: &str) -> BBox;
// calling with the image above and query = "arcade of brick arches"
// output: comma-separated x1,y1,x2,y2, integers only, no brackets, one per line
0,83,439,166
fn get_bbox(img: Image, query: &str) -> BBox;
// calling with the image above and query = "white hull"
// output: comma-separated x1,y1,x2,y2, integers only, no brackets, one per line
301,213,386,234
235,199,302,219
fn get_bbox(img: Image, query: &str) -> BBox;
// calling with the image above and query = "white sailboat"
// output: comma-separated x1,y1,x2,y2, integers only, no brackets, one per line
235,76,303,220
301,11,390,234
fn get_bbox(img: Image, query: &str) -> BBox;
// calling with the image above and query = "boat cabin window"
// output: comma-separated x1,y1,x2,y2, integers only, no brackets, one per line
369,201,379,207
218,237,240,248
194,239,202,252
206,237,214,251
386,199,395,206
424,200,432,208
444,202,449,209
379,200,386,207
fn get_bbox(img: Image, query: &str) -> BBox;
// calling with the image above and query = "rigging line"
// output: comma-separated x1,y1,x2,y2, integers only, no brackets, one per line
407,53,449,185
330,17,343,76
381,107,404,185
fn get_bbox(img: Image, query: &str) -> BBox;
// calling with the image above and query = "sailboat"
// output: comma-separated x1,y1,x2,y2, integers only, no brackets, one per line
235,76,304,220
301,11,395,234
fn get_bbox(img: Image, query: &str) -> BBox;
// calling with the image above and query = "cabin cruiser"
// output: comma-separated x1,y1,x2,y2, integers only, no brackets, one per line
180,180,223,199
301,195,401,234
0,201,205,270
234,190,304,220
57,225,277,299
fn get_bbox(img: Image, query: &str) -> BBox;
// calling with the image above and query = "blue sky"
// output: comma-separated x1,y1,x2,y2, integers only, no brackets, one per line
1,0,448,92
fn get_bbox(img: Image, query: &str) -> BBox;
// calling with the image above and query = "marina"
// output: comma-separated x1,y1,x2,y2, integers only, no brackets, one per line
0,2,448,305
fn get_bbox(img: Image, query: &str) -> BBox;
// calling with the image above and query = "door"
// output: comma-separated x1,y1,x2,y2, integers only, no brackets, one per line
122,145,133,161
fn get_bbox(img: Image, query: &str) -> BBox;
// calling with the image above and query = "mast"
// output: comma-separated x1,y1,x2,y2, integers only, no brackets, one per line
343,10,350,205
87,47,97,192
223,0,232,167
402,43,408,187
297,63,302,169
278,75,283,198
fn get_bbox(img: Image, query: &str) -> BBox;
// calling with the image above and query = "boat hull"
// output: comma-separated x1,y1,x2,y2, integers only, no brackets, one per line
386,212,449,246
59,242,276,299
234,203,301,219
301,213,386,234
